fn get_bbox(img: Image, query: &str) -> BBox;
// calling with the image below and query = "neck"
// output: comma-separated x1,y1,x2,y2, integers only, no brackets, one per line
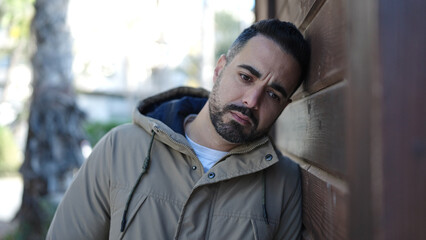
186,103,239,152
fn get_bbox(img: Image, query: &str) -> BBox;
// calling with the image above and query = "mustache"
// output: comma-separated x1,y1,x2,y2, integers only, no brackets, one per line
223,104,258,126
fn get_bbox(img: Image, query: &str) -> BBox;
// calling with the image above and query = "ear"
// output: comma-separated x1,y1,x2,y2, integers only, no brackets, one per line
213,54,227,83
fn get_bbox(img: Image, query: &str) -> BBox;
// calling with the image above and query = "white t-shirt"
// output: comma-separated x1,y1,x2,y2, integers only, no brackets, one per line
184,114,228,172
185,134,228,172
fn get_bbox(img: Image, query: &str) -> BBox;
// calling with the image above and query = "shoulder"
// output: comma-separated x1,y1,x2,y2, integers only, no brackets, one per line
267,149,301,191
89,123,153,161
102,123,151,143
277,152,300,179
109,123,147,136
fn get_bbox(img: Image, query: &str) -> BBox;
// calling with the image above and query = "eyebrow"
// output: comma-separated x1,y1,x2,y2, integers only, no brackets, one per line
237,64,262,78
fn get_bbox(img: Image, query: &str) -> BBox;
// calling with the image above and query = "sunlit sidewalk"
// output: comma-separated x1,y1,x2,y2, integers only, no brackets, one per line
0,176,23,222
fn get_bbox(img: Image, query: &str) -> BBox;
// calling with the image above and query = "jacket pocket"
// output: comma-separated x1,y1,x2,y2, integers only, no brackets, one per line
251,219,276,240
111,188,183,239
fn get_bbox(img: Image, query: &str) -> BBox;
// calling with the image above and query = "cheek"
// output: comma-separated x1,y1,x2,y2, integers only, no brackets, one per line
218,78,245,102
258,105,283,127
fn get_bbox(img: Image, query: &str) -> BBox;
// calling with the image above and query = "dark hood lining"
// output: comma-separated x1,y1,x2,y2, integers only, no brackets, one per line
138,87,210,135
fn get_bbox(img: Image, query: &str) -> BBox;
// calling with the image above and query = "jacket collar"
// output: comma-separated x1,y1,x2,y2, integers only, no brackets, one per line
133,87,279,181
194,137,279,187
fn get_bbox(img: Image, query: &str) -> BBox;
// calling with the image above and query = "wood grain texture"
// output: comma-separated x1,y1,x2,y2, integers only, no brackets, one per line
379,1,426,239
345,0,379,238
276,0,319,28
300,0,347,97
276,81,346,177
347,0,426,239
286,153,348,240
255,0,270,21
346,0,426,238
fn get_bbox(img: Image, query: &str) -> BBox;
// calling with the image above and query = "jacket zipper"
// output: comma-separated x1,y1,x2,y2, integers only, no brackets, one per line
154,126,204,172
154,125,273,239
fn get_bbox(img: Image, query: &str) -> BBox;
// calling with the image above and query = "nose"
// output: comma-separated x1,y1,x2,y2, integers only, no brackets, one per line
243,87,262,109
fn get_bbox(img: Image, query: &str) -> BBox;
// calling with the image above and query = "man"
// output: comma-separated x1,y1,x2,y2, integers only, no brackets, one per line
47,19,310,239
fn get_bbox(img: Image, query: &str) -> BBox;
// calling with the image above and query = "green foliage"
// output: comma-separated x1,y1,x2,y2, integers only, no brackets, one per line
214,11,242,60
84,121,126,146
0,0,35,40
4,221,33,240
0,126,21,175
4,198,56,240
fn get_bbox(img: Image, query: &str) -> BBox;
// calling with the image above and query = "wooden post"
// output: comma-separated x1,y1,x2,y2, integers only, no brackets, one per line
347,0,426,239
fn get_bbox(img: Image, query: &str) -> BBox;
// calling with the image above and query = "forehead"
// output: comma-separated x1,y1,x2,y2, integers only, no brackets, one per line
229,35,301,92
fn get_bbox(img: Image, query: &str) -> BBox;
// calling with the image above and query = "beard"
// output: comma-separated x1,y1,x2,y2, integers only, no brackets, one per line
208,75,269,144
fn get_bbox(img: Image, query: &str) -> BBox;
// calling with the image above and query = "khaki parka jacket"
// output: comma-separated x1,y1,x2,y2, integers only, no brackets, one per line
47,87,302,240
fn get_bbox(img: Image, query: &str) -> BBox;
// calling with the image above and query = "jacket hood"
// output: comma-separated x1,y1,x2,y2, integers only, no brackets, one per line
133,86,273,156
135,87,210,135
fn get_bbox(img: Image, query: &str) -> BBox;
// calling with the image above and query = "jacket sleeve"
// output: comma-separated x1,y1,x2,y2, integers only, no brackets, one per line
274,165,303,240
46,132,113,240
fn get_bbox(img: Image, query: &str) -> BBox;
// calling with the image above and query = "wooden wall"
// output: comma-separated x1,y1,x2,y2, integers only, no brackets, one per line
256,0,426,239
257,0,349,238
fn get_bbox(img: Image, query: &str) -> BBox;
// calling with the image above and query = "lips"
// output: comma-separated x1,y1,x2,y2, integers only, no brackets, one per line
230,111,253,126
221,104,258,127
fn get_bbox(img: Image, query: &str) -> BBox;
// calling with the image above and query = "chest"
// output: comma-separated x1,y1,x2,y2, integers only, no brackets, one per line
108,145,280,239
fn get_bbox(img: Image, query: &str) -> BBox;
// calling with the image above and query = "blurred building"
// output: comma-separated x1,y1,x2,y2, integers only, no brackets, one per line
69,0,254,123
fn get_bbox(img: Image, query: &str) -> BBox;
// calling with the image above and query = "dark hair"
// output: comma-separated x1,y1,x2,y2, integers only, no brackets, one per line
226,19,310,97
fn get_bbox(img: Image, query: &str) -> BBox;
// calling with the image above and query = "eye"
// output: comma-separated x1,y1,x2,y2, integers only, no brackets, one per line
239,73,252,82
266,90,281,102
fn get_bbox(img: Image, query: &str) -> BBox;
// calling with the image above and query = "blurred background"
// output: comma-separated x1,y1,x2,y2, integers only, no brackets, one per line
0,0,255,238
1,0,425,239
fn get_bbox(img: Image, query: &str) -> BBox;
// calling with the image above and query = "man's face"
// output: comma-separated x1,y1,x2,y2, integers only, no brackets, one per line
209,35,301,144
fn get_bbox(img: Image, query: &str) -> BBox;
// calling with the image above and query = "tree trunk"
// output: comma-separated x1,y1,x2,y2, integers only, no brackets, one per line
17,0,85,238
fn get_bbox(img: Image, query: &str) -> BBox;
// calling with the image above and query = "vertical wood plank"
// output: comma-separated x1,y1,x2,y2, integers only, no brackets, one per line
255,0,270,21
379,0,426,239
348,0,426,239
346,0,380,238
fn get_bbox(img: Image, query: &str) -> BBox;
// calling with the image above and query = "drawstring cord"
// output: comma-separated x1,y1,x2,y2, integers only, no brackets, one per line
120,130,156,232
119,129,269,230
262,170,269,225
